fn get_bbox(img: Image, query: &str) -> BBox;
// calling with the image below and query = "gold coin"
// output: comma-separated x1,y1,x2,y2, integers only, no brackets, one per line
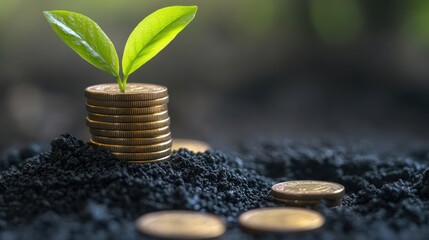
172,139,211,153
111,148,171,160
90,126,170,138
90,139,172,153
87,111,169,123
92,133,171,146
135,210,226,239
85,83,168,101
87,96,169,108
271,180,345,201
86,104,168,115
86,117,170,130
239,207,325,233
272,196,342,208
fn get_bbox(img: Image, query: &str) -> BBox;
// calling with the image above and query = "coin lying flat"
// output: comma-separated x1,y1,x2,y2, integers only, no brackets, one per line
172,139,211,153
86,117,170,130
90,139,172,153
92,133,171,146
111,148,171,161
271,180,345,201
239,207,325,233
272,196,342,208
87,96,169,108
90,126,170,138
135,210,226,240
86,104,168,115
85,83,168,101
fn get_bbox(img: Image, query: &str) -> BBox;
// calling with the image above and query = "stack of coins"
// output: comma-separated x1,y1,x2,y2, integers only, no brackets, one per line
85,83,172,163
271,180,345,207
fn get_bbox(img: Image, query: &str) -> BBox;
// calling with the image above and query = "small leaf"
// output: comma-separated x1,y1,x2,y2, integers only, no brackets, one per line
122,6,197,78
43,10,119,77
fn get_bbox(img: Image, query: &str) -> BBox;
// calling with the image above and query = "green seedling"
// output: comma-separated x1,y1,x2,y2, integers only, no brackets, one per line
43,6,197,92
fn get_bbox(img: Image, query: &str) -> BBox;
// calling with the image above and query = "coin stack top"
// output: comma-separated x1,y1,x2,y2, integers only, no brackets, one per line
85,83,168,101
85,83,172,163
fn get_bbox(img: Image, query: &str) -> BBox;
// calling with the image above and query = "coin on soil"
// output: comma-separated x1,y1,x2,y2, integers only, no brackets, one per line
86,104,168,115
92,133,171,146
87,96,169,108
239,207,324,233
90,126,170,138
85,83,168,101
87,111,169,123
172,139,211,152
90,139,172,153
271,180,345,201
135,210,226,239
86,117,170,130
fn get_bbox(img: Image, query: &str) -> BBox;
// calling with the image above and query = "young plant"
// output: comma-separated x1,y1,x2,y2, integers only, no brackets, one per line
43,6,198,92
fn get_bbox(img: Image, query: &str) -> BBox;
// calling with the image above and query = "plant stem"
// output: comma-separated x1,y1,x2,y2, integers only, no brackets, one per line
123,75,129,90
116,76,125,92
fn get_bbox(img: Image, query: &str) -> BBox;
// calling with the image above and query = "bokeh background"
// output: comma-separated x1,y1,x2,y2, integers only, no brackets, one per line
2,0,429,150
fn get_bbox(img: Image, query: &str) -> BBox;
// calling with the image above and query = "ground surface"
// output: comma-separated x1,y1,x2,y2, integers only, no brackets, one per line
1,134,429,239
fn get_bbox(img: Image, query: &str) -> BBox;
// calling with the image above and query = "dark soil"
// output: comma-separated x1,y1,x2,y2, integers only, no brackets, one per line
1,134,429,239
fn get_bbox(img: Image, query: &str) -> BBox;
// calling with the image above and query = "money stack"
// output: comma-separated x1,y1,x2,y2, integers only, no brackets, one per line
85,83,172,163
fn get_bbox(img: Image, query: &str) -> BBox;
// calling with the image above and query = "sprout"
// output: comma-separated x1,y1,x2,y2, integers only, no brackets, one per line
44,6,198,92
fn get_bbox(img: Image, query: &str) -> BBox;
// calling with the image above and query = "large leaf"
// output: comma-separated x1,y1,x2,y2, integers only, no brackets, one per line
122,6,197,78
44,10,119,77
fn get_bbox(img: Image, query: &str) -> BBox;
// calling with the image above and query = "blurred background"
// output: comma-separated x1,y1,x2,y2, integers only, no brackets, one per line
2,0,429,150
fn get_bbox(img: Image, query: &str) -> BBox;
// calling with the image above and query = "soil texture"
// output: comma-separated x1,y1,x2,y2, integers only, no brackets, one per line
1,134,429,239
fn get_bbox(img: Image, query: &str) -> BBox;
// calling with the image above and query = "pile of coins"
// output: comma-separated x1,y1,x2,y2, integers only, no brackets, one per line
271,180,345,207
85,83,172,163
234,180,344,234
134,180,346,237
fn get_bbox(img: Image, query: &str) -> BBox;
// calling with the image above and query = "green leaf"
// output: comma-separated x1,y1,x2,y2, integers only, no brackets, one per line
43,10,119,77
122,6,197,78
